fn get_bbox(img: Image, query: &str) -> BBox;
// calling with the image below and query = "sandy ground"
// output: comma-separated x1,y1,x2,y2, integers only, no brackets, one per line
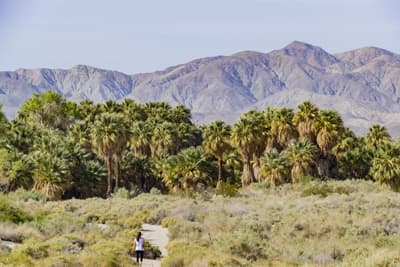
132,224,169,267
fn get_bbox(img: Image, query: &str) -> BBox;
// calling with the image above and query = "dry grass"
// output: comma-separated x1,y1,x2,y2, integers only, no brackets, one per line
0,180,400,266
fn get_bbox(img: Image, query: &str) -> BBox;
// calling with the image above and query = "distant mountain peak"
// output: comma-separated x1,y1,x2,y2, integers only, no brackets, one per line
335,46,396,66
278,41,338,67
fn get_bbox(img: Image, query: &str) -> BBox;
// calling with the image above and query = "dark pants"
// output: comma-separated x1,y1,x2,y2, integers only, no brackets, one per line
136,250,144,262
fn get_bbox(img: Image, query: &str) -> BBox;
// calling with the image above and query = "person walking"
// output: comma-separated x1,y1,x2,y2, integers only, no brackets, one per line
133,232,145,264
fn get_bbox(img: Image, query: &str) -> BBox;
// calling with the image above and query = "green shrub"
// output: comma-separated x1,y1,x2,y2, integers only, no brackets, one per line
9,188,49,202
113,188,130,199
216,182,239,197
0,194,32,223
301,182,353,198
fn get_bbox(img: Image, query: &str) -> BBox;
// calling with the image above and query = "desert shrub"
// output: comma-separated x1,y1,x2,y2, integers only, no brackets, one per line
0,194,32,223
22,241,49,259
112,188,130,199
301,182,353,198
144,240,161,259
217,230,268,261
150,187,162,195
161,217,177,228
215,182,239,197
297,175,314,184
78,239,133,266
0,250,33,266
8,188,49,202
121,209,154,228
32,211,86,237
0,222,41,243
163,240,208,267
168,219,203,241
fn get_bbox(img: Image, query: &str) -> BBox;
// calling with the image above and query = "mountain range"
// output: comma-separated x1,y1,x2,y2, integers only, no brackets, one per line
1,41,400,137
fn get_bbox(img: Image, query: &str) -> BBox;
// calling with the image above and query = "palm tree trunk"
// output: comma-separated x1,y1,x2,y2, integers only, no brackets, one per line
217,157,223,188
106,156,112,197
241,156,255,187
113,155,120,193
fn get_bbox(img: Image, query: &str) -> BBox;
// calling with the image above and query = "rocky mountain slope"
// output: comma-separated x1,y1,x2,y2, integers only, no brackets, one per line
1,41,400,136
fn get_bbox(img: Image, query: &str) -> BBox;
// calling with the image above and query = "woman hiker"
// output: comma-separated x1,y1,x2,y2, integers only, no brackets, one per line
132,232,144,264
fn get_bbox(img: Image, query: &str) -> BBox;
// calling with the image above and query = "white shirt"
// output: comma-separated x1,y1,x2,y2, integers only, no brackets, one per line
135,237,144,251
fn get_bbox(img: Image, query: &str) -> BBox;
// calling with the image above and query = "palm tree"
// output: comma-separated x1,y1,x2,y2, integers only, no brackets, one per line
203,120,231,187
269,108,298,150
337,148,372,179
260,149,290,186
144,102,172,122
32,150,71,200
30,131,74,200
150,122,175,156
170,105,192,124
370,143,400,191
332,128,359,157
161,147,215,193
284,139,317,183
78,100,99,122
101,100,122,113
112,117,131,192
91,112,128,196
231,111,266,186
365,124,391,151
122,99,146,122
223,149,243,183
293,101,318,142
129,121,151,157
315,110,344,157
68,120,92,150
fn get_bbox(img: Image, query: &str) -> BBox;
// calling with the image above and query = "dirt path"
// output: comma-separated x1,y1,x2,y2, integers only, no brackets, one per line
133,224,169,267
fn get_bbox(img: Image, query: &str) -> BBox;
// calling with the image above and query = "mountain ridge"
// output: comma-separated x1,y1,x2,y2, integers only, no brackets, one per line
1,41,400,137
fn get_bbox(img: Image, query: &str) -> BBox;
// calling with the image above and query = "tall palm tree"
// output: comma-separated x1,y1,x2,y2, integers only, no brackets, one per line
91,112,128,196
365,124,391,151
269,108,298,150
293,101,318,142
129,121,151,157
284,139,317,183
315,110,343,157
223,149,243,183
170,105,192,124
203,120,231,187
78,100,98,122
150,122,175,156
68,120,92,150
332,128,359,157
112,117,131,192
122,99,146,122
260,149,290,186
144,102,172,122
231,111,266,186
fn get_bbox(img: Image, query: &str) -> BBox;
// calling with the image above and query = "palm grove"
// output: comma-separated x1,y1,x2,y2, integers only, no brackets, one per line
0,92,399,200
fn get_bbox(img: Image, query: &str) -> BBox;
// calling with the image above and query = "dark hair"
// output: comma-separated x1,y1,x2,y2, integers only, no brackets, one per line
136,232,142,241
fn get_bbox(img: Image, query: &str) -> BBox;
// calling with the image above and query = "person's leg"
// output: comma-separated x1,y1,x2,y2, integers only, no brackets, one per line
136,251,139,262
140,251,144,262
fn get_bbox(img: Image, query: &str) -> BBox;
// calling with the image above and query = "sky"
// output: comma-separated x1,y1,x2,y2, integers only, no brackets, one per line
0,0,399,74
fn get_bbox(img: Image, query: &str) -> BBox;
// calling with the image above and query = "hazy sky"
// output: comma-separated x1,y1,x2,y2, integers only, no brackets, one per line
0,0,399,73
